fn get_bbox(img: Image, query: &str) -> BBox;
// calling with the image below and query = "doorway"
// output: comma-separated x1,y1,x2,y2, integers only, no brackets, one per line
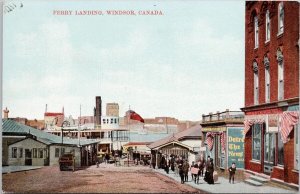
25,149,32,166
264,133,275,174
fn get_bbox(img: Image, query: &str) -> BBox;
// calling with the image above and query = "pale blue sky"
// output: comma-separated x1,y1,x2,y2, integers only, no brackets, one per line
3,0,245,121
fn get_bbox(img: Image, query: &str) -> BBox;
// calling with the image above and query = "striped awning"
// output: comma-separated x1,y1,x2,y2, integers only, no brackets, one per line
206,132,226,152
244,119,265,135
279,111,299,144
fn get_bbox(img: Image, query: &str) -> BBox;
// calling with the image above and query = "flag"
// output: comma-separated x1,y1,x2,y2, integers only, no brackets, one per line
128,110,144,123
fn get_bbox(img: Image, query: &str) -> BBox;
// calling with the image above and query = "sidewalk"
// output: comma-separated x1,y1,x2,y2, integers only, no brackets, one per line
153,168,297,193
2,166,42,174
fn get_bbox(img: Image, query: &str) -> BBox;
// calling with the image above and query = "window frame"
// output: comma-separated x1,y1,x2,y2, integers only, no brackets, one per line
252,124,262,161
55,148,60,158
254,69,259,105
278,60,284,101
265,65,270,103
254,16,259,48
33,148,37,158
277,132,284,166
19,148,23,158
265,10,270,42
39,148,44,158
12,147,18,158
278,2,284,35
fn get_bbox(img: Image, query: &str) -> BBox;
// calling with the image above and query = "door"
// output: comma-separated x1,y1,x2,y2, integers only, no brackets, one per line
25,149,32,166
264,133,275,174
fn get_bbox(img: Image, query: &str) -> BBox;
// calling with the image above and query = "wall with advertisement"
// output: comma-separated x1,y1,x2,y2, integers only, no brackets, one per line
227,127,244,168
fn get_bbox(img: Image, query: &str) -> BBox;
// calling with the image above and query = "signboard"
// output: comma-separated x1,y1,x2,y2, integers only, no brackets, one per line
202,127,226,132
227,127,244,168
267,114,279,132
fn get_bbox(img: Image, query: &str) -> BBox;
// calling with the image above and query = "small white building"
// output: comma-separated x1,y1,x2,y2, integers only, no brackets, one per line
148,124,203,168
3,119,100,167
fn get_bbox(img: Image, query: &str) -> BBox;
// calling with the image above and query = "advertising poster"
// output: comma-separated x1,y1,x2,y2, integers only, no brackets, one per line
227,127,244,169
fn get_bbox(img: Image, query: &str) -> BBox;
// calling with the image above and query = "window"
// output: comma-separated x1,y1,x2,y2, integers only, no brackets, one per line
254,16,259,48
111,118,113,124
103,119,106,124
61,148,65,155
264,56,270,103
253,61,259,105
252,124,262,161
278,2,284,34
295,124,299,170
266,10,270,42
39,148,44,158
277,49,284,100
55,148,60,158
114,118,117,124
33,148,37,158
277,132,284,165
12,147,17,158
19,148,23,158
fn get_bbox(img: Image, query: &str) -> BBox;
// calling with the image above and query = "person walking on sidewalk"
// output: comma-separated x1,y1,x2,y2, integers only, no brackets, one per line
190,161,195,181
182,159,190,182
198,155,205,177
228,162,236,184
178,163,184,184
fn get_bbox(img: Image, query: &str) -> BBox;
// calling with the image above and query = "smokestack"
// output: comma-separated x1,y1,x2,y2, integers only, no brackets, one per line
3,107,9,119
45,104,48,113
95,96,102,126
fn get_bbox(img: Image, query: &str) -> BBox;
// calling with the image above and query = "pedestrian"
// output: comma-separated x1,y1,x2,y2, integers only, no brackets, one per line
229,162,236,184
182,160,190,182
105,153,110,164
192,162,199,184
190,161,195,181
205,158,214,185
198,155,205,177
178,163,184,184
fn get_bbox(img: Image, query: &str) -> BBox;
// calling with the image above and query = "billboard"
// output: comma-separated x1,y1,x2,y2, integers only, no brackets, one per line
227,127,244,168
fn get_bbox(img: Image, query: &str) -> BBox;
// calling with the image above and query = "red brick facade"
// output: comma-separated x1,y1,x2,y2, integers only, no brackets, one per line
243,1,299,185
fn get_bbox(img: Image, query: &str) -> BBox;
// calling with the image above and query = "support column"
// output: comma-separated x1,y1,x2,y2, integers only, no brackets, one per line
155,151,159,169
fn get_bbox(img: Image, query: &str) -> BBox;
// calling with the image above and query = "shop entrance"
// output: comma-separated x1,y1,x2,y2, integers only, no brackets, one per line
263,133,275,175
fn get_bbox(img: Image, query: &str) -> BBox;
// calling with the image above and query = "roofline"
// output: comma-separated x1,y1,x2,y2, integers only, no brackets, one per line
8,136,49,146
149,140,193,151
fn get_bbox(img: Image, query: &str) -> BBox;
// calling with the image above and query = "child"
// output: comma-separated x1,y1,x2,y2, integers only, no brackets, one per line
228,162,236,184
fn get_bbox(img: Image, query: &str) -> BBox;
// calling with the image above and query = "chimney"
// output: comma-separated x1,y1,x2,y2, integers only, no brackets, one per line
3,107,9,119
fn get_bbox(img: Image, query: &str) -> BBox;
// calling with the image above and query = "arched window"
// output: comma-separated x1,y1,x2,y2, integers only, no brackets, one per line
265,10,270,42
254,16,259,48
277,49,284,100
253,61,259,105
278,2,284,34
264,56,270,102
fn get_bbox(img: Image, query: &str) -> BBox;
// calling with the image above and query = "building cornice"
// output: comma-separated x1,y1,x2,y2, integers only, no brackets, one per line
241,97,299,112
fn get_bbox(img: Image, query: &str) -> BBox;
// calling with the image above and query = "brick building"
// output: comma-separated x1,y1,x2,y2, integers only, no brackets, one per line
242,1,299,185
106,103,119,117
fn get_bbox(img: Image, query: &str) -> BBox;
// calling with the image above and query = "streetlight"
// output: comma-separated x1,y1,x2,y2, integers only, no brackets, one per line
61,120,70,144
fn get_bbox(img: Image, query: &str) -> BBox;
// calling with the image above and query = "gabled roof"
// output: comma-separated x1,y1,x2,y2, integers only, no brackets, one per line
2,119,100,146
151,140,193,151
148,124,202,149
123,142,153,146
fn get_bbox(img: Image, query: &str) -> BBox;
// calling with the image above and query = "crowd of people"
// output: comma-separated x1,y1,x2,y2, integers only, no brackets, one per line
160,155,217,185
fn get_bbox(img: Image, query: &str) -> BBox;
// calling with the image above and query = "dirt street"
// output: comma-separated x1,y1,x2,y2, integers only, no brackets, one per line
3,164,204,193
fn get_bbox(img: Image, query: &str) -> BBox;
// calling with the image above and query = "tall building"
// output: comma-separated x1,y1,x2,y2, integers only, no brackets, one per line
106,103,119,117
242,1,299,185
94,96,102,127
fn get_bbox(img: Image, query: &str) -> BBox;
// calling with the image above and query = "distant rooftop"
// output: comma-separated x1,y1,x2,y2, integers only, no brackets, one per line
2,119,100,146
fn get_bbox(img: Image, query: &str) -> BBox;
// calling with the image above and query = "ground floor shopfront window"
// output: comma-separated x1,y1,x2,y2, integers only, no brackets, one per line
277,132,284,166
252,124,262,161
295,124,299,170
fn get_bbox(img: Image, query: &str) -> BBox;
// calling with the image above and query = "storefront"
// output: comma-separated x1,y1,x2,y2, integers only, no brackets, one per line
243,106,299,184
202,126,244,170
201,110,245,170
